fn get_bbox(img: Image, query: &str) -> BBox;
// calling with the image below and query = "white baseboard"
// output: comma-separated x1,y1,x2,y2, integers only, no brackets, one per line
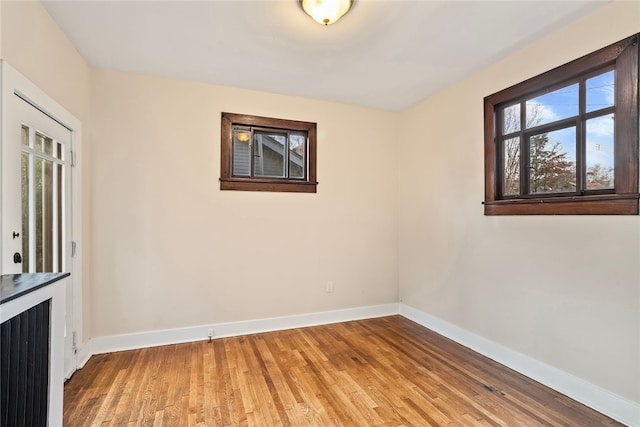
88,303,399,356
399,303,640,427
77,342,93,370
72,302,638,426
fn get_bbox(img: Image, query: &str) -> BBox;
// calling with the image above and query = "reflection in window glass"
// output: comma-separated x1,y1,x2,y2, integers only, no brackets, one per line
502,137,520,196
529,127,576,194
586,114,614,190
254,132,286,178
502,104,520,135
289,134,306,179
232,129,251,176
526,83,579,128
586,70,614,113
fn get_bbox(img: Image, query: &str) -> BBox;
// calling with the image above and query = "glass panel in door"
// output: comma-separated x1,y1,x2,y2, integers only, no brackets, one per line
20,125,66,273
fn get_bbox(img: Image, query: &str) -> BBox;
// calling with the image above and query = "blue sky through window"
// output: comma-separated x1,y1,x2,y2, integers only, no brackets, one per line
587,70,615,112
526,70,614,175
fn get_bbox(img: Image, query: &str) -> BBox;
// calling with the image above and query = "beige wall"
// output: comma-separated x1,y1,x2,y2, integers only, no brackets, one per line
1,0,93,344
1,1,90,120
2,0,639,407
398,1,640,402
90,69,399,337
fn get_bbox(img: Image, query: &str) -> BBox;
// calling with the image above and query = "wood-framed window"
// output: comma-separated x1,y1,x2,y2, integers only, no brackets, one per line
484,33,639,215
220,112,317,193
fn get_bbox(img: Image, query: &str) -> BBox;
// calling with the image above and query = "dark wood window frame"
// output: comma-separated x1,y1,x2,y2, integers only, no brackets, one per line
220,112,317,193
484,33,639,215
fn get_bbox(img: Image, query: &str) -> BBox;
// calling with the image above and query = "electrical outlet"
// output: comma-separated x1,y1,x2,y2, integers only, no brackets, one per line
326,281,334,293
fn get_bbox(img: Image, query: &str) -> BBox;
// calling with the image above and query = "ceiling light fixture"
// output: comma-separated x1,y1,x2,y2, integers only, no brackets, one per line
299,0,354,26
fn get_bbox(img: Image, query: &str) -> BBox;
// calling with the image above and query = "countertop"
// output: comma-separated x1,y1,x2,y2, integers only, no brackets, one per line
0,272,70,305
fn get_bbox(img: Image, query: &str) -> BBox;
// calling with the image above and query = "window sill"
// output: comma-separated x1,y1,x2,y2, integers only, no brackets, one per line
483,194,640,215
220,178,317,193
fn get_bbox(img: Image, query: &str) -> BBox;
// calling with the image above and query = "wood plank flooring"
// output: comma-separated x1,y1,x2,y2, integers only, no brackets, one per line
64,316,623,426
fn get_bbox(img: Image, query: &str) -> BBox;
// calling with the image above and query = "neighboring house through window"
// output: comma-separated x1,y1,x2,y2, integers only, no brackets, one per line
484,33,639,215
220,112,317,193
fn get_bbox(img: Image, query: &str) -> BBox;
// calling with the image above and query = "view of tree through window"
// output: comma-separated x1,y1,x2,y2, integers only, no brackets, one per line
499,73,613,198
484,33,639,215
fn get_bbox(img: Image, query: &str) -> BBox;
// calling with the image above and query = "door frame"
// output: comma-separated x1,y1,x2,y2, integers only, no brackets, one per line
1,60,84,378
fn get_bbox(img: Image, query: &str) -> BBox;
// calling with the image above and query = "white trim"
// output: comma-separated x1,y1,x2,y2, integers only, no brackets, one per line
1,60,83,378
399,303,640,427
88,303,399,356
77,302,639,425
74,340,93,373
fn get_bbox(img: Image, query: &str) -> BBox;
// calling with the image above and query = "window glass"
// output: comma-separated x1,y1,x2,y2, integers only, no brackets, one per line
586,70,614,113
35,133,54,156
526,83,579,128
502,104,520,135
483,34,638,215
21,152,30,271
22,125,29,146
529,127,576,194
34,156,54,271
254,132,287,178
585,114,614,190
232,129,251,176
289,133,306,179
502,137,520,196
221,112,317,193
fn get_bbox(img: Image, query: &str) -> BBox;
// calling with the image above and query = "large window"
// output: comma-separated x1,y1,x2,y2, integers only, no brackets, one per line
220,113,317,193
484,34,639,215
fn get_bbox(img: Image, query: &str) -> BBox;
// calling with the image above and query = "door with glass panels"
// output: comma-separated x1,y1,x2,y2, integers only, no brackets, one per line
2,90,74,375
3,101,71,275
20,123,69,273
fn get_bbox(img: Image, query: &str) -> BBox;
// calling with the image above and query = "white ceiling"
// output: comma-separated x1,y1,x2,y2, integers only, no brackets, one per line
42,0,608,111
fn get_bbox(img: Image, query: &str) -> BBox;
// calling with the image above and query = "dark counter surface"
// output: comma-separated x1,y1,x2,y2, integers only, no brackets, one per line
0,272,70,305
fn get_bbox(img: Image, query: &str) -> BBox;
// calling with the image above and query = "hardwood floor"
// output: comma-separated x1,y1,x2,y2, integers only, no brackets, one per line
64,316,622,426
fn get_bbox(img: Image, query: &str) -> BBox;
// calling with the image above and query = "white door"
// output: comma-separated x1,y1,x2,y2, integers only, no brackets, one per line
2,67,78,378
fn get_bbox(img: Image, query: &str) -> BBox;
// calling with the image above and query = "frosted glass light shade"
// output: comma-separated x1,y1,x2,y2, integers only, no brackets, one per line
299,0,354,26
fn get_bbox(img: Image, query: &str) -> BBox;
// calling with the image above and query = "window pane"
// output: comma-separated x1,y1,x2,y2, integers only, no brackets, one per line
21,125,29,146
232,129,251,176
289,133,306,179
585,114,614,190
502,104,520,135
254,132,286,178
529,127,576,194
502,137,520,196
35,157,54,272
34,132,54,155
44,137,53,156
586,70,614,113
526,83,579,128
21,152,30,273
35,132,43,152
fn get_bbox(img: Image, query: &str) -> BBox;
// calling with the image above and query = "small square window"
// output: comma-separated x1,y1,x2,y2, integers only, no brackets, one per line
220,113,317,193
